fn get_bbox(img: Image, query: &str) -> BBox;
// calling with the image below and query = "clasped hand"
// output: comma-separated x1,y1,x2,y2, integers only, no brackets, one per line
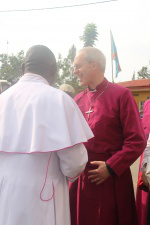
88,161,110,185
142,171,150,191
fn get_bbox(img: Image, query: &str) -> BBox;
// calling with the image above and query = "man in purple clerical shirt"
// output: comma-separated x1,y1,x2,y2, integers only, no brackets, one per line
69,47,146,225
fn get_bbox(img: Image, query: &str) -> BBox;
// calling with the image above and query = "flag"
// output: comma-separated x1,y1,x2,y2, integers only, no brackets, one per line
110,31,121,78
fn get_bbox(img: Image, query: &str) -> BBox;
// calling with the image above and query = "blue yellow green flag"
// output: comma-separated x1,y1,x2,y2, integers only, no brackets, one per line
111,31,121,78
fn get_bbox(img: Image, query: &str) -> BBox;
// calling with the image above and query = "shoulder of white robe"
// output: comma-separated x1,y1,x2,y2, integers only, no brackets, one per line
0,83,93,154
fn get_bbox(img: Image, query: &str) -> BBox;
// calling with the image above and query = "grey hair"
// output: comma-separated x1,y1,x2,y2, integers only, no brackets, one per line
78,47,106,72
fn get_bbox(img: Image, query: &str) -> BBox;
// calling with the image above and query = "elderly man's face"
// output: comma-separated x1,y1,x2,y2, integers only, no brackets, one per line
73,52,95,87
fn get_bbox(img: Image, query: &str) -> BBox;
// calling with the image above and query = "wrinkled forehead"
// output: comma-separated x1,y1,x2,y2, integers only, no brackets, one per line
74,52,87,65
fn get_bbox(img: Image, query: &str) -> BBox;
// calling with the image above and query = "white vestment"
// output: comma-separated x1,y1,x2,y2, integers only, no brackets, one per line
0,73,93,225
141,135,150,170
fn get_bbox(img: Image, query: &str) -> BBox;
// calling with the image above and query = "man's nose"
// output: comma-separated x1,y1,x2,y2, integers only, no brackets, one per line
74,67,78,74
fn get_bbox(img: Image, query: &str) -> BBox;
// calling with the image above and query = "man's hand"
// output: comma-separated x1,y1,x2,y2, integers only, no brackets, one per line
88,161,110,185
142,171,149,189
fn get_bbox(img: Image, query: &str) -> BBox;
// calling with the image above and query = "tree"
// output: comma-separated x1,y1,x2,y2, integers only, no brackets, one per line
56,45,85,94
80,23,98,47
0,51,25,83
137,66,150,79
132,71,136,80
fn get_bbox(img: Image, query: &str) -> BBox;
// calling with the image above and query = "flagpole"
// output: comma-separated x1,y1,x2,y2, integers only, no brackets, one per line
110,31,114,83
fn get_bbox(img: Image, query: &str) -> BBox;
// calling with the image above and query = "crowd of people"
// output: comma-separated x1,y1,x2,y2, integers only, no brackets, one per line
0,45,149,225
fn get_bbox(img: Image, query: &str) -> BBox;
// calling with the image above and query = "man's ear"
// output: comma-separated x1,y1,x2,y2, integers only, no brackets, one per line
21,63,25,74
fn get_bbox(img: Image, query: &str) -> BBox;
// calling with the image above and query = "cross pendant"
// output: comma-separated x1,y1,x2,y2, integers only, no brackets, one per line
85,107,94,121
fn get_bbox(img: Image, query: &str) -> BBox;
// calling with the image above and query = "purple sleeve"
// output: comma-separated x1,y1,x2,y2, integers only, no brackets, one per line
106,89,146,176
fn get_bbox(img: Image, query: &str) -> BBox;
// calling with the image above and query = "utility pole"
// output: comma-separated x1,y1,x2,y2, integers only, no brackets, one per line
110,31,114,83
7,40,9,56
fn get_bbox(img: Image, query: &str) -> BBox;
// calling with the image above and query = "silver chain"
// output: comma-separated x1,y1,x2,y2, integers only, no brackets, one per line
87,81,109,109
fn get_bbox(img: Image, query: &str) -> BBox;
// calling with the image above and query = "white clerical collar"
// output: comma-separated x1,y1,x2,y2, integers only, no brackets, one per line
88,87,97,93
19,73,49,85
89,89,97,93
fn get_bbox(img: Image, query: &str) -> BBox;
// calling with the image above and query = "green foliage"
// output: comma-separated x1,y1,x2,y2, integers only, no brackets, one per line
137,66,150,79
132,71,136,80
0,51,25,83
0,23,99,93
80,23,98,47
56,45,85,94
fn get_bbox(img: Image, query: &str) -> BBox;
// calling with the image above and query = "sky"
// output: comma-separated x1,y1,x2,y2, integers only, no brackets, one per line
0,0,149,82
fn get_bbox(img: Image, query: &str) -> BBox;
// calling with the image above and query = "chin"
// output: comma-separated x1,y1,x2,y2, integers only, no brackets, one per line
79,81,87,87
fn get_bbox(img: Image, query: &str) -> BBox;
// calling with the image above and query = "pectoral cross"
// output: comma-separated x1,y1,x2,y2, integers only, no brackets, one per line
85,107,94,121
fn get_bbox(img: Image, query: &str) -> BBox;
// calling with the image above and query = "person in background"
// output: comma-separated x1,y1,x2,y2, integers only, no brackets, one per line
59,83,75,98
137,99,150,225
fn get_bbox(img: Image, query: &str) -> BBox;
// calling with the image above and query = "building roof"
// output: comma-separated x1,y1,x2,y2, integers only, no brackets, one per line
117,79,150,91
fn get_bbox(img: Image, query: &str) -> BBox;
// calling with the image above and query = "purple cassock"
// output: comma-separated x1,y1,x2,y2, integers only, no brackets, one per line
69,77,146,225
136,99,150,225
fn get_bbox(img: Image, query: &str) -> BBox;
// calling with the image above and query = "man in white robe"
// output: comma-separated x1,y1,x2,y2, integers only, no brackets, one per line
0,45,93,225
